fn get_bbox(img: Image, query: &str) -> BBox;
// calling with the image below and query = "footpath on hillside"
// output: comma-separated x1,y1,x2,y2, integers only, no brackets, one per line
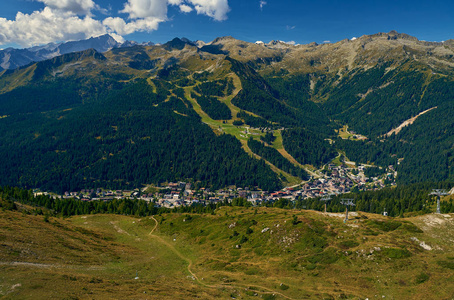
146,216,295,300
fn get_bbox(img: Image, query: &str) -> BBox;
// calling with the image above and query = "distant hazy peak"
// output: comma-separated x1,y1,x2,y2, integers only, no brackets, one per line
0,34,124,71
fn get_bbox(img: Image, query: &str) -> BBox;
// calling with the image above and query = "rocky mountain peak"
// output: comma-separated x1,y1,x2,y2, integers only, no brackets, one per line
0,34,122,71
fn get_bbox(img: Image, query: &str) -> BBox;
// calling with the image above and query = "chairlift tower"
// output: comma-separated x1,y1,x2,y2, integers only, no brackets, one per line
340,198,355,221
320,195,332,213
429,189,448,214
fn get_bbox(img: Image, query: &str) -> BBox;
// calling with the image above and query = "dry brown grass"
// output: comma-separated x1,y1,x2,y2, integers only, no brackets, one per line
1,208,454,299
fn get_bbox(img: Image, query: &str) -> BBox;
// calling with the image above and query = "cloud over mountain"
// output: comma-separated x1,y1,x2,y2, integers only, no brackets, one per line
0,0,230,47
0,7,108,47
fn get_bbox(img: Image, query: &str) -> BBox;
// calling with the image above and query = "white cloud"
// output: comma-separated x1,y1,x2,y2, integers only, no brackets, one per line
286,25,295,30
112,0,231,36
35,0,97,15
167,0,230,20
0,0,231,47
188,0,230,21
179,4,193,13
120,0,168,20
259,0,267,10
168,0,183,4
103,16,162,35
0,7,107,47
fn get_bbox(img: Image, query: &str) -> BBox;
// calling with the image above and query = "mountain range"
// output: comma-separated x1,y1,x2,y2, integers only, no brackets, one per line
0,34,155,71
0,31,453,192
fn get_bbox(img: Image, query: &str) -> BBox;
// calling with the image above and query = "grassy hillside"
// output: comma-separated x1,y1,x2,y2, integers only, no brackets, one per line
1,207,453,299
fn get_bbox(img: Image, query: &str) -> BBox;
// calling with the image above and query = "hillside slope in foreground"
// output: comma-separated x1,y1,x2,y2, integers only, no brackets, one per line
1,207,453,299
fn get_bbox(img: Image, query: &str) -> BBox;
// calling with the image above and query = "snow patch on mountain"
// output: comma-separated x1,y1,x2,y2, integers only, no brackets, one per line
0,34,143,71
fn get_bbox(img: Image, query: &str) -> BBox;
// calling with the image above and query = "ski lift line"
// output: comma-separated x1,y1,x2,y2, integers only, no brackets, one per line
320,195,332,213
340,198,355,221
429,189,448,214
340,198,355,206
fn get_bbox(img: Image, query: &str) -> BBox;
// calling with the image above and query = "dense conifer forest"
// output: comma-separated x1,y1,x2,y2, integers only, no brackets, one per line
0,79,280,192
190,91,232,120
1,35,454,194
247,138,308,179
282,129,337,167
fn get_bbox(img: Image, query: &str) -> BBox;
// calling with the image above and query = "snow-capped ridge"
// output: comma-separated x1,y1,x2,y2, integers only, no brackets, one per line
0,34,131,71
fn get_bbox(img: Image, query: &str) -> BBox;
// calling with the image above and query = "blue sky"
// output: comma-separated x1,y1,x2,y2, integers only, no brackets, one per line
0,0,453,49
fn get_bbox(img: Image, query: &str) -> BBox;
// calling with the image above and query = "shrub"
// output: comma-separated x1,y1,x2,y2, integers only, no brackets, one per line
368,220,402,232
415,272,430,284
279,283,289,290
244,267,260,275
239,235,248,244
296,231,328,252
339,240,359,249
308,248,339,264
382,248,411,259
437,260,454,270
362,228,379,236
292,215,301,225
401,222,423,233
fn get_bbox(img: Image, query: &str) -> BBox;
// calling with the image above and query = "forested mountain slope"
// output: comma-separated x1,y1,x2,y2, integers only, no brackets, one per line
0,31,453,192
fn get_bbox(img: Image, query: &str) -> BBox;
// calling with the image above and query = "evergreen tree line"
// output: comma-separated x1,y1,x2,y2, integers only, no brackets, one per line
321,63,454,186
267,182,454,216
0,186,263,217
0,79,281,193
190,91,232,120
335,97,454,185
320,62,395,118
282,128,337,167
364,166,388,178
2,183,454,219
247,138,308,179
264,73,330,127
236,110,272,128
0,186,219,217
157,64,190,81
228,57,333,135
260,132,276,144
335,138,397,167
194,77,234,97
2,56,454,196
192,71,211,81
